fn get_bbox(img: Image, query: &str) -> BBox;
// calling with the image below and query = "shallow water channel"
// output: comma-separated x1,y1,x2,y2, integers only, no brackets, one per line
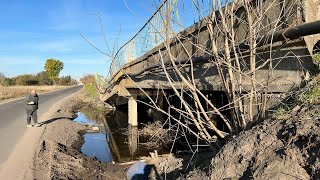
74,108,163,163
74,112,113,163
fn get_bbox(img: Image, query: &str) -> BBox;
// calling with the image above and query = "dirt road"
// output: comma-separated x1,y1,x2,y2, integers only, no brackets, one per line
0,85,82,179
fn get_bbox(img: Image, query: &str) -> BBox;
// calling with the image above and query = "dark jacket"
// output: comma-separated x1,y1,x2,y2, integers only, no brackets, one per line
25,93,39,110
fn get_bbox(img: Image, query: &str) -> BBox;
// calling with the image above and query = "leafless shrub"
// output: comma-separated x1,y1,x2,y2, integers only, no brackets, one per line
139,121,175,149
96,0,309,148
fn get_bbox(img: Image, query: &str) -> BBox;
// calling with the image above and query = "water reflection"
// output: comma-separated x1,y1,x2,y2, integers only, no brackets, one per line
73,112,112,162
128,126,138,159
105,109,154,162
81,133,112,163
104,109,136,162
74,112,98,125
75,107,165,163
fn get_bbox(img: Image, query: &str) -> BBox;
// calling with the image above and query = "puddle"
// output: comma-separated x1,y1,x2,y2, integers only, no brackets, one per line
81,133,112,163
105,109,169,162
74,111,112,162
74,112,98,125
74,108,168,163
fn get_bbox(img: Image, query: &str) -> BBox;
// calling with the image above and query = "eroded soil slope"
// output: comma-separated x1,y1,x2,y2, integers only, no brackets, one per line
211,77,320,179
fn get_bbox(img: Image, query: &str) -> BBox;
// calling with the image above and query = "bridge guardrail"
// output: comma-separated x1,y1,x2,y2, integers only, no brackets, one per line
107,0,213,83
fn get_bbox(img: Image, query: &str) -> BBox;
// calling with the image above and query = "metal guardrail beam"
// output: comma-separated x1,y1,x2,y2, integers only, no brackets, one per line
237,20,320,51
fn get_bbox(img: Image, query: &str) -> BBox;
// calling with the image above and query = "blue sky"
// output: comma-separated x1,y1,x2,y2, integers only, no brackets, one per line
0,0,157,79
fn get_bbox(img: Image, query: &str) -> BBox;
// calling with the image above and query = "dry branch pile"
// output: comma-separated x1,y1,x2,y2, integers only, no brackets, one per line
139,121,175,149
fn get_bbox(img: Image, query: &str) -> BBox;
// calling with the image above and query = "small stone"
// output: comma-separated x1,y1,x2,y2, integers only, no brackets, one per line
292,105,301,112
92,126,100,131
300,107,308,113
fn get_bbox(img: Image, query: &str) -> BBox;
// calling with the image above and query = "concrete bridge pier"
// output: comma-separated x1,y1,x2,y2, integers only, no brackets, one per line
128,126,138,159
128,94,138,126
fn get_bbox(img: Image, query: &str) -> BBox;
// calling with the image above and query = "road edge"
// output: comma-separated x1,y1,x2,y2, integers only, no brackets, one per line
0,86,83,180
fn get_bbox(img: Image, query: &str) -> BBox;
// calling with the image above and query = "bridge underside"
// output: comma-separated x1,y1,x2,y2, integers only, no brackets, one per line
99,0,320,127
102,41,315,103
100,40,316,127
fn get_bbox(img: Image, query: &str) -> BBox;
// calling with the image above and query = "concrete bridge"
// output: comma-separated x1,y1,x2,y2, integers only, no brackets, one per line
98,0,320,127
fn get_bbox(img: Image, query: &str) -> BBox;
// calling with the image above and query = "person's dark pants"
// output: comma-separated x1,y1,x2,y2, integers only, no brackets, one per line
26,109,37,125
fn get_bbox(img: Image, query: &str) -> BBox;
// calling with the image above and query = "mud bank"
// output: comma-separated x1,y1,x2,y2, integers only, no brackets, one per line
210,77,320,179
33,89,128,180
210,105,320,179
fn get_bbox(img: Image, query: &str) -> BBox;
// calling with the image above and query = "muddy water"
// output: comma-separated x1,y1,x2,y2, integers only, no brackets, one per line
75,107,167,163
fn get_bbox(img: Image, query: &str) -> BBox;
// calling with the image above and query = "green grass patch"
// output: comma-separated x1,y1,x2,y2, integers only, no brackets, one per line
273,107,287,119
84,83,98,98
299,85,320,103
313,54,320,64
313,54,320,73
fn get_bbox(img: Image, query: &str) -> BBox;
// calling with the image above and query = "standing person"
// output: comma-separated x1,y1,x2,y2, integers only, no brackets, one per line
25,89,39,127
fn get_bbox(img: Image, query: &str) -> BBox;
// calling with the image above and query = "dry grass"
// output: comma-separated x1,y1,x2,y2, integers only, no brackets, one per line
0,85,66,102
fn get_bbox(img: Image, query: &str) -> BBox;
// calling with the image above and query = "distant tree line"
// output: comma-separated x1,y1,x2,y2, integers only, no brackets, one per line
0,72,77,86
0,58,77,86
79,74,95,84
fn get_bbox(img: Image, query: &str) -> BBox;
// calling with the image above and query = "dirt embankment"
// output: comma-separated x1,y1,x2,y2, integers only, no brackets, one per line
144,76,320,180
211,105,320,179
33,89,128,180
210,78,320,179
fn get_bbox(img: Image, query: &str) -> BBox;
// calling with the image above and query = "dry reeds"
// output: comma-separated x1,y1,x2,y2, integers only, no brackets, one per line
0,86,66,102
